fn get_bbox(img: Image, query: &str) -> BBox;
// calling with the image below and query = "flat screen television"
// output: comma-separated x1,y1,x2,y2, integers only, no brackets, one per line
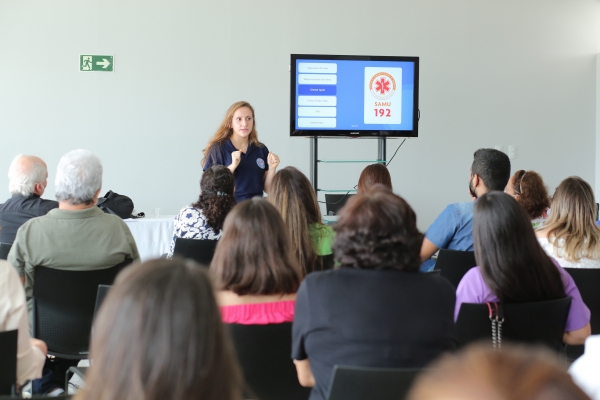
290,54,419,138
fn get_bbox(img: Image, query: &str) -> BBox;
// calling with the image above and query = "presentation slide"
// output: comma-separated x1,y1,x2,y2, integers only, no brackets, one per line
294,59,415,131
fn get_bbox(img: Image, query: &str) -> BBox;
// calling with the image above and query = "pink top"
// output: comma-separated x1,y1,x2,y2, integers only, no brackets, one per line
220,300,296,324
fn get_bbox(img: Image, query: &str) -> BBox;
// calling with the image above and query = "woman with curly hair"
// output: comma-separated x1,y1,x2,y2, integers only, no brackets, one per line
292,186,457,400
536,176,600,269
202,101,280,202
168,165,236,256
268,167,334,274
504,170,550,228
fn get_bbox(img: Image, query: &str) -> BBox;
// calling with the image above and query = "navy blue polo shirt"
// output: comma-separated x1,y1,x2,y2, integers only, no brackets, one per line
203,140,270,202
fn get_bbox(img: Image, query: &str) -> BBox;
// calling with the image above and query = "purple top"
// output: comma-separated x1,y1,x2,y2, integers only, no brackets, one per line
455,261,591,332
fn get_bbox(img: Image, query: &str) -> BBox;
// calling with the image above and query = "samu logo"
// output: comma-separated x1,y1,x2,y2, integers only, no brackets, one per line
256,158,265,169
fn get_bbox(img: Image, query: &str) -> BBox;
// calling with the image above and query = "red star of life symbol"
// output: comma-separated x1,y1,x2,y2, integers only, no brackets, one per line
375,78,391,95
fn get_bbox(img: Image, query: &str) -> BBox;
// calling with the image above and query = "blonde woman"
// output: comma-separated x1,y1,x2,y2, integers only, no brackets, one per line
201,101,280,202
268,167,335,274
536,176,600,269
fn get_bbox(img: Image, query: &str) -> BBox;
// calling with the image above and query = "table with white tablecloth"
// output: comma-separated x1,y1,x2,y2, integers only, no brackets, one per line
124,216,175,262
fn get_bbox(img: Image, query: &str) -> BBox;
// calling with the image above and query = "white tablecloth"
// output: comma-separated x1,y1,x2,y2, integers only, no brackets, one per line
124,216,175,262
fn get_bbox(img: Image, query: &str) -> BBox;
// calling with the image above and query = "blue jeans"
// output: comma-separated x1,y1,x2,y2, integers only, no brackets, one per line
32,357,78,395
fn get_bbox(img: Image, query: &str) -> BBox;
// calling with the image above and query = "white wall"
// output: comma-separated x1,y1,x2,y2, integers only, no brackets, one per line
0,0,598,230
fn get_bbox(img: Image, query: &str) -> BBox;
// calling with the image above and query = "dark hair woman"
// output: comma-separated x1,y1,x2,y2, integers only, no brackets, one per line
268,167,334,274
292,186,457,400
504,169,550,228
455,191,591,345
210,198,302,324
74,258,244,400
357,163,392,194
201,101,280,202
168,165,236,257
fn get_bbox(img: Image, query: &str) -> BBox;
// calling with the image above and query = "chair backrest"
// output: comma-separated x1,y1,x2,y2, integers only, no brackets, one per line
327,365,421,400
173,238,218,266
0,243,11,260
0,330,17,395
434,249,477,287
564,268,600,334
563,268,600,359
325,194,354,216
455,297,572,352
227,322,311,400
306,254,335,275
94,285,112,318
32,260,130,359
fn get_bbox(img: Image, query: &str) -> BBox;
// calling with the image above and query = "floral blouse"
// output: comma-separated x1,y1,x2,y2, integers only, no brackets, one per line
168,206,221,257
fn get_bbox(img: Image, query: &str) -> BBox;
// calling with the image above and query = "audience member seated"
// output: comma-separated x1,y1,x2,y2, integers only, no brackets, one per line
168,165,236,257
268,167,334,274
210,198,302,324
357,163,392,194
73,258,244,400
455,192,591,345
8,149,140,396
0,155,58,244
0,260,46,386
504,169,550,228
292,186,457,400
536,177,600,269
420,148,510,271
570,335,600,400
408,343,591,400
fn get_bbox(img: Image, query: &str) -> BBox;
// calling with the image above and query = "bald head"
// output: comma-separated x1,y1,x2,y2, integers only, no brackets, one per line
8,155,48,197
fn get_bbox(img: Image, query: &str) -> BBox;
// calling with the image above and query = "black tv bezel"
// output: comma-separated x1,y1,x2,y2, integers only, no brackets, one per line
290,54,419,138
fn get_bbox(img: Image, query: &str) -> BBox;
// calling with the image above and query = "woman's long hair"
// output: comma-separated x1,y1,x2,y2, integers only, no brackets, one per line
268,167,325,274
473,192,565,303
75,259,244,400
210,198,302,296
357,163,392,194
542,176,600,262
201,101,263,166
192,165,236,232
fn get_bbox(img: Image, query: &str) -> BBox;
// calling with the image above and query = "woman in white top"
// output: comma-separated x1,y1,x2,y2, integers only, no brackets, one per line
536,176,600,269
0,260,46,385
168,165,236,257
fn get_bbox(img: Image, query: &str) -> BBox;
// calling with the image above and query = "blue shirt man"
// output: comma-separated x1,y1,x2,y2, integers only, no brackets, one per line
420,149,511,271
204,140,270,203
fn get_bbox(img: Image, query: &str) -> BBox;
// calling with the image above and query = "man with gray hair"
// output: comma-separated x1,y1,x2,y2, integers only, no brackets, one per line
0,155,58,243
8,149,139,395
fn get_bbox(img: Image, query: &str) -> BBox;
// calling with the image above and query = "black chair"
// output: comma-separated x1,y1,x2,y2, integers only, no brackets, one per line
455,297,572,352
0,394,72,400
564,268,600,359
434,249,477,287
172,238,218,266
32,260,130,359
0,396,71,400
325,194,354,216
0,330,17,395
65,284,112,391
327,365,421,400
227,322,311,400
0,243,11,260
306,254,335,274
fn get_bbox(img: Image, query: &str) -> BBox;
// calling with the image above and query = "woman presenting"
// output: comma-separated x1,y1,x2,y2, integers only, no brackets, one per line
202,101,280,202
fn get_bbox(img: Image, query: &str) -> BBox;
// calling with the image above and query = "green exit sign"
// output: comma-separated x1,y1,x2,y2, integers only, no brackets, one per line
80,55,114,72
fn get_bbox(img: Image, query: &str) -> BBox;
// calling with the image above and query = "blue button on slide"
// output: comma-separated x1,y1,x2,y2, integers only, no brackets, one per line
298,85,337,95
